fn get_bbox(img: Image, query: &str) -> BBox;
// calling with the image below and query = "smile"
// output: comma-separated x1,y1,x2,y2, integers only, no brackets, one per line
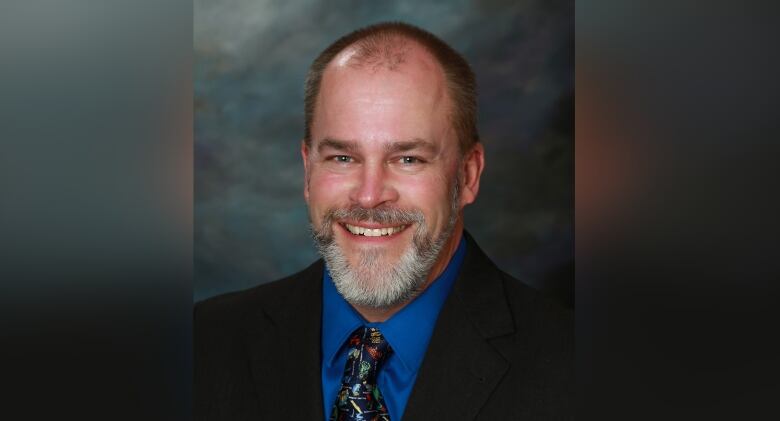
342,223,408,237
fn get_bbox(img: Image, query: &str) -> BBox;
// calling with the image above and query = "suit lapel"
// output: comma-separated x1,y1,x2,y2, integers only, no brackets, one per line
244,261,325,420
403,232,515,420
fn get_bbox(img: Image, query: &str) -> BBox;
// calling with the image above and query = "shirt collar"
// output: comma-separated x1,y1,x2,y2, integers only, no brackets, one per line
322,234,467,374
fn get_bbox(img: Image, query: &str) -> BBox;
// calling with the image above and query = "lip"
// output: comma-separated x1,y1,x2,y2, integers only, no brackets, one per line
336,221,412,241
338,220,407,229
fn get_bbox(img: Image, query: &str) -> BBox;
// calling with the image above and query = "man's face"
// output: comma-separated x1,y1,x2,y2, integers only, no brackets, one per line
303,46,475,309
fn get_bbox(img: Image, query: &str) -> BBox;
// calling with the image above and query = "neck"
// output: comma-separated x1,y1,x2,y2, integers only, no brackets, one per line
352,220,464,322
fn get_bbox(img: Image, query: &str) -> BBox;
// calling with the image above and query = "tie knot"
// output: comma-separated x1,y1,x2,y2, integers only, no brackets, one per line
349,326,391,363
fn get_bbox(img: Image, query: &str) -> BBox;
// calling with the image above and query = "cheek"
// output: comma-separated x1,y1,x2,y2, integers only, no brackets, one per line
307,170,354,208
399,176,453,219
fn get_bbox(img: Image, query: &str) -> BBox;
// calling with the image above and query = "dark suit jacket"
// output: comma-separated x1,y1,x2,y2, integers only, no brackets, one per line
195,233,573,420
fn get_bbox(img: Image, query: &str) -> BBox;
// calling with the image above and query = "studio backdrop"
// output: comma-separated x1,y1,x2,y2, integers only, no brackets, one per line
194,0,573,306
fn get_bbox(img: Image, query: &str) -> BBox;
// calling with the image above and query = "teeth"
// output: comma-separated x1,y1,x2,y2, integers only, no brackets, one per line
344,224,406,237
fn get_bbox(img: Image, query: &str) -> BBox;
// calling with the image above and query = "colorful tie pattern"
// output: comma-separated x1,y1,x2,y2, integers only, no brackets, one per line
330,327,392,421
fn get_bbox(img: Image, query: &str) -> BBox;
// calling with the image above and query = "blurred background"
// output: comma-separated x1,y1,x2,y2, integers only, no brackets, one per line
194,0,573,305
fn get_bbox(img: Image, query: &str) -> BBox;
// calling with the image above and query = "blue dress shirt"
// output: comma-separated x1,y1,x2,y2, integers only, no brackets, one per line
321,235,467,420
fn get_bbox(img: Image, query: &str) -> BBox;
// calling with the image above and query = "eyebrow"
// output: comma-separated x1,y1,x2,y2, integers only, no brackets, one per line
384,139,437,154
317,138,360,154
315,138,437,154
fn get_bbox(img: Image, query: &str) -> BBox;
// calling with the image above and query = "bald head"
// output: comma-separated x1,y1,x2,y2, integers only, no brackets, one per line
303,22,478,153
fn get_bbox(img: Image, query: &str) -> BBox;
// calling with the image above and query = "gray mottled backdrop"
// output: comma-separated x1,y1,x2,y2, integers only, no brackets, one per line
194,0,573,305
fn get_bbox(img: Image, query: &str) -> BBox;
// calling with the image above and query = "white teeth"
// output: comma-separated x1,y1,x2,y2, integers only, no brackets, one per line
344,224,406,237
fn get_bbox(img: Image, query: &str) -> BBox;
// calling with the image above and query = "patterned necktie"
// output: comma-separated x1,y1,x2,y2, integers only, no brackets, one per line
330,326,393,421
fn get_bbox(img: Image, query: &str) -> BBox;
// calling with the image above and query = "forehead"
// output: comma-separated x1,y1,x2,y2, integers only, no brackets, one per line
312,44,454,147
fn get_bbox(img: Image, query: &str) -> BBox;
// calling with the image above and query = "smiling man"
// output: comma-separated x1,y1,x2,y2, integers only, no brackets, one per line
195,22,573,421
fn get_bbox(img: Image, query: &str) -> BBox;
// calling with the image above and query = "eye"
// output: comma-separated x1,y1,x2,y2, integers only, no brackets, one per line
399,156,423,165
330,155,353,163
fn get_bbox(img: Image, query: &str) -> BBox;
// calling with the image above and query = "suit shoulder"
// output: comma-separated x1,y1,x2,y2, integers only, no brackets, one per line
194,261,322,328
499,270,573,329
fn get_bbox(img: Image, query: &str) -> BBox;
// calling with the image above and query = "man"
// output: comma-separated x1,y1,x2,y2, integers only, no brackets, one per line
195,22,573,420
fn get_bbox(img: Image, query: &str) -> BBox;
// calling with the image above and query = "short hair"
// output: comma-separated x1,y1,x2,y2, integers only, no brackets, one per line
303,22,479,153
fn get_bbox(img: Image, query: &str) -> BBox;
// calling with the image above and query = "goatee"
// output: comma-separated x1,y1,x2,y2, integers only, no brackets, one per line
310,183,460,309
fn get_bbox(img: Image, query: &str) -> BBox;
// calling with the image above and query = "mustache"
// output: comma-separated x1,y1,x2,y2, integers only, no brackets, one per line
324,206,425,226
311,205,426,244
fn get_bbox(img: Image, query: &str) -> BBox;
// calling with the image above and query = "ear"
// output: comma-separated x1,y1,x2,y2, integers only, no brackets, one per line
301,140,311,204
460,143,485,207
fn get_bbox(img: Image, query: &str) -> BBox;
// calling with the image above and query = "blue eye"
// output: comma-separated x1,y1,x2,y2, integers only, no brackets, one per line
332,155,353,163
400,156,420,164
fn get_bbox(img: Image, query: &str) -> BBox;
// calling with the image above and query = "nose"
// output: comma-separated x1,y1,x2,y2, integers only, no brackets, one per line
349,162,398,208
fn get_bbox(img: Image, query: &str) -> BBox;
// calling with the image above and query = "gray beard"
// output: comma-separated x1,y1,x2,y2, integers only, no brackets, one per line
310,182,460,309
